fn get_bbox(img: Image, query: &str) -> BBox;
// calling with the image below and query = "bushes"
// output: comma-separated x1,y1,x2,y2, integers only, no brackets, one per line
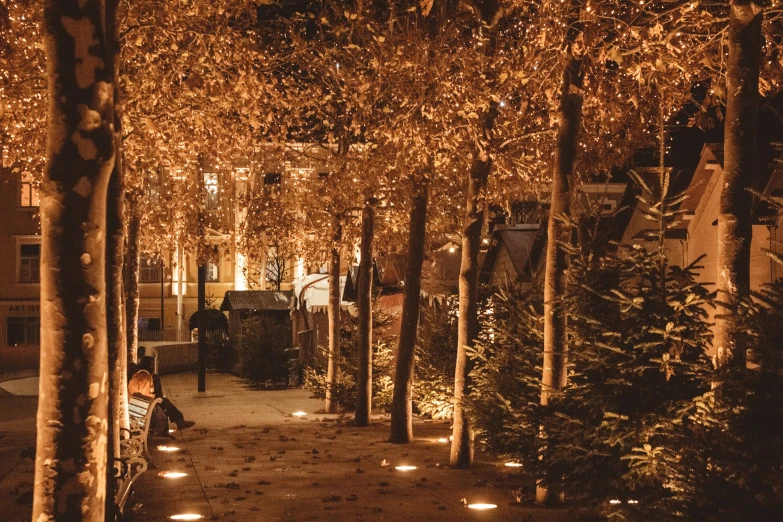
413,297,458,419
468,285,543,468
468,176,727,519
303,308,396,412
238,315,292,385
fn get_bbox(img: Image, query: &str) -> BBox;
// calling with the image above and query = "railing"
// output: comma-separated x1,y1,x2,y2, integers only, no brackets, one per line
138,329,192,343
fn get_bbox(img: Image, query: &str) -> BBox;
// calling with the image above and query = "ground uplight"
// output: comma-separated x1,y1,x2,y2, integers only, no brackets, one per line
395,465,417,471
160,471,188,479
157,445,180,452
292,411,307,417
504,462,522,468
169,514,204,521
467,503,497,510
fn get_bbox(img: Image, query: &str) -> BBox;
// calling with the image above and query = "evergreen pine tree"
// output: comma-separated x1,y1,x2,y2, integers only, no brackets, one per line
544,171,713,519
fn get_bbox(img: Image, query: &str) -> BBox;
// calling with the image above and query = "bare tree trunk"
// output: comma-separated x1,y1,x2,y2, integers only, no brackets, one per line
176,242,184,331
390,176,428,443
105,0,124,516
325,214,343,413
198,260,207,393
355,201,376,426
124,199,141,364
34,1,116,519
450,109,495,467
715,1,762,369
105,134,126,520
537,4,585,504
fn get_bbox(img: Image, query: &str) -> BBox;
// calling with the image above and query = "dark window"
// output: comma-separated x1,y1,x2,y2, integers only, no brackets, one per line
264,173,281,185
20,243,40,283
138,317,161,331
318,171,330,180
6,317,39,346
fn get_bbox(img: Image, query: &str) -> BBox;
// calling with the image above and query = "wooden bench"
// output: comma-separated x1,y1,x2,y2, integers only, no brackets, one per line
114,392,162,518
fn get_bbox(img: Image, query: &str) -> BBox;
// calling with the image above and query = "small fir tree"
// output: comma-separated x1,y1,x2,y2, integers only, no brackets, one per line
543,172,713,519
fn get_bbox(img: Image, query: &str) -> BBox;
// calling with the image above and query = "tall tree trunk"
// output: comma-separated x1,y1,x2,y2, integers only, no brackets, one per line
105,0,124,516
198,260,207,392
124,200,141,364
715,1,762,369
537,4,585,504
325,214,343,413
34,1,116,519
355,201,376,426
450,107,495,468
105,134,126,520
176,242,184,331
390,176,428,443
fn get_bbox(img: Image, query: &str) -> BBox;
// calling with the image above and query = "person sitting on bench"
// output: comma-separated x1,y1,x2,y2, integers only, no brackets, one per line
129,346,195,432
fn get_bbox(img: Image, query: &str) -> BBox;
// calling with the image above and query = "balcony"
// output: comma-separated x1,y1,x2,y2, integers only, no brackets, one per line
137,329,192,343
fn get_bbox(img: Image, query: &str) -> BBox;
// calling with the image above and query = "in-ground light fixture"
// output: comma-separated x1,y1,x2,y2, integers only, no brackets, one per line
160,471,188,479
467,503,497,510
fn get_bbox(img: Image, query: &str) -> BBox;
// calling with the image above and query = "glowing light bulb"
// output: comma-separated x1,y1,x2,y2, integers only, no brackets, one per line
395,465,417,471
157,445,180,452
292,411,307,417
170,515,204,521
504,462,522,468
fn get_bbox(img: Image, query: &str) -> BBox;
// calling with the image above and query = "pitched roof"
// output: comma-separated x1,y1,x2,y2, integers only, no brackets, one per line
220,290,293,312
480,224,542,284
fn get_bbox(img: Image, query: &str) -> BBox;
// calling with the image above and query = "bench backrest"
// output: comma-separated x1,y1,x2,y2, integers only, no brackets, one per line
128,393,155,428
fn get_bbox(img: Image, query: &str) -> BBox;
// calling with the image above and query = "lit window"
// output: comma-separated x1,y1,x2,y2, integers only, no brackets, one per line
204,172,219,210
19,244,40,283
19,171,39,208
146,170,162,204
139,254,162,283
206,261,219,282
6,317,39,346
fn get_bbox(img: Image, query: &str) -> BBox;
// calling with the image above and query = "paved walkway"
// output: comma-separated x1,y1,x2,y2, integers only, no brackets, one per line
0,372,571,521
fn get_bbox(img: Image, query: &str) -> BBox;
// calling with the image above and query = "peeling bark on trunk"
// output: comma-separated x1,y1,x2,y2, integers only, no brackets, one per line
538,5,584,504
355,202,376,426
34,1,116,519
390,177,428,444
715,1,762,369
124,201,141,364
325,215,343,414
450,109,495,468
